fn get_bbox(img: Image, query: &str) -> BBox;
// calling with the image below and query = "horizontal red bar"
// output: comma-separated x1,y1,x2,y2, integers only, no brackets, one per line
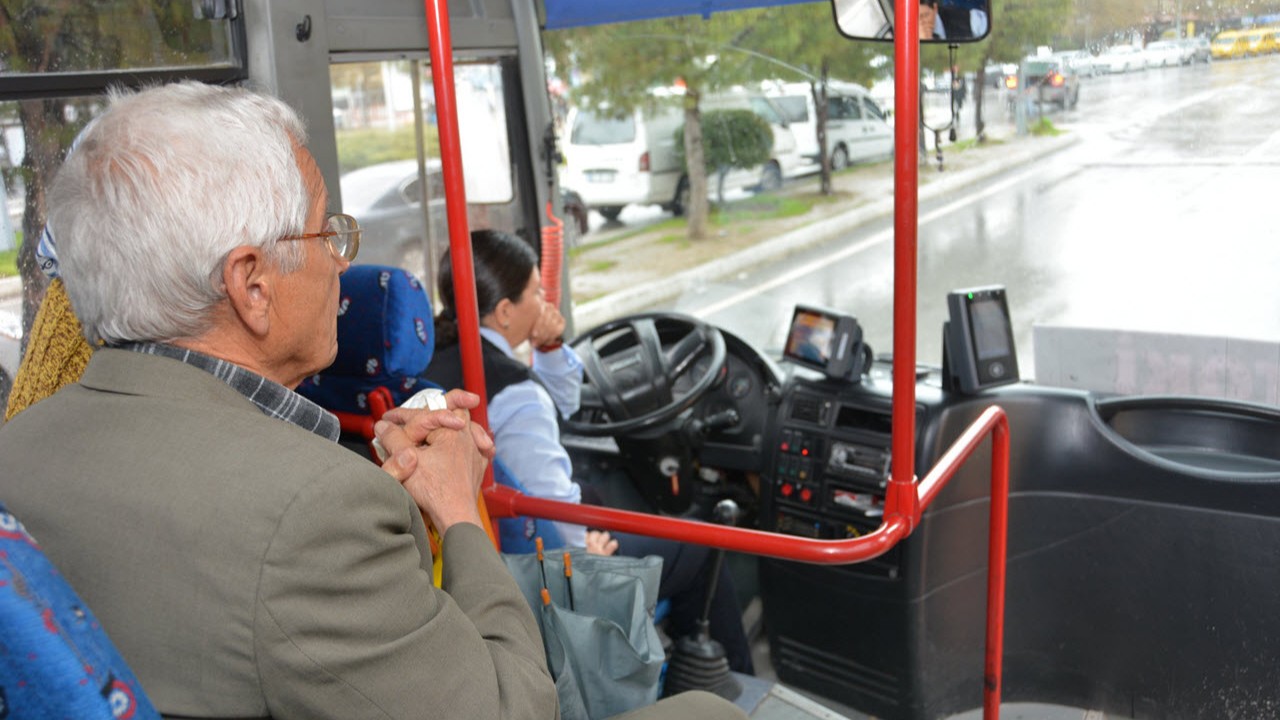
484,484,911,565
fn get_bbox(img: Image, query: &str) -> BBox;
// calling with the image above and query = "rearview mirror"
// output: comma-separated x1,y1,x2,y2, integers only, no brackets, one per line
829,0,991,43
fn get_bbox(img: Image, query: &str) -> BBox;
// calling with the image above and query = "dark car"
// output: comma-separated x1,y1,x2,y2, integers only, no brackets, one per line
341,159,447,275
342,159,591,273
1019,56,1080,109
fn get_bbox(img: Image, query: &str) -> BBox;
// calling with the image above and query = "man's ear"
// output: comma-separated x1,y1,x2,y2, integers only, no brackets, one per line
222,246,273,337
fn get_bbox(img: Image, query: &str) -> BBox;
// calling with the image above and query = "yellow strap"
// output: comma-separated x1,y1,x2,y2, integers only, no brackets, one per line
429,523,444,587
431,539,444,587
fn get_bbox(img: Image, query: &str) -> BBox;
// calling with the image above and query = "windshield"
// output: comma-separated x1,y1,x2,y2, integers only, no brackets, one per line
548,3,1280,405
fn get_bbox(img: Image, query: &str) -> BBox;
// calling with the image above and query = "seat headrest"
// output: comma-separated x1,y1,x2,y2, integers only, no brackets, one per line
297,265,435,414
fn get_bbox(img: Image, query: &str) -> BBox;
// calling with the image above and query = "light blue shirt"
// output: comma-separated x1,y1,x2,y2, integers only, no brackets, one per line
480,327,587,546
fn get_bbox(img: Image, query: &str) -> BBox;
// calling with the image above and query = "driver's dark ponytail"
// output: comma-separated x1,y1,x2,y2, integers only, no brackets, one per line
435,228,538,349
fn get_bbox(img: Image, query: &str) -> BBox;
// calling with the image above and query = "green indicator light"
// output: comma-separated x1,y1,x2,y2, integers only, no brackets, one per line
967,293,974,300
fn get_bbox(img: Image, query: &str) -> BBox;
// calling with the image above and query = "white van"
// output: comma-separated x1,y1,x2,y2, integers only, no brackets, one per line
764,80,893,170
561,90,805,219
561,104,685,221
700,91,811,184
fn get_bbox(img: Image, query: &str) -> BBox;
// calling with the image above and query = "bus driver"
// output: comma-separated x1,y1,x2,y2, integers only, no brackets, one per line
0,81,744,720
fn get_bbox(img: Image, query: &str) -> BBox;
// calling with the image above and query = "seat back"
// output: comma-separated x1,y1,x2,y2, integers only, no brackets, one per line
298,264,563,554
297,265,437,414
0,503,160,719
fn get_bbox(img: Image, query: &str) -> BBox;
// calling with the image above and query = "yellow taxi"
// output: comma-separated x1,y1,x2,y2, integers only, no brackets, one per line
1210,29,1247,59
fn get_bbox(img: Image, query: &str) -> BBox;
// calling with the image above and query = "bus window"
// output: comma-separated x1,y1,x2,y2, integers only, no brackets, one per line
329,58,517,286
0,1,245,359
0,2,239,80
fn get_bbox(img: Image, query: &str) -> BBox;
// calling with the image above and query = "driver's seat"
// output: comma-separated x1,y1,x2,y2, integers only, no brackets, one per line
297,264,563,554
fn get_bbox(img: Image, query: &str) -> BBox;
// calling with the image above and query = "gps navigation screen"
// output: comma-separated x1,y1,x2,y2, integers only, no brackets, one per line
785,308,836,367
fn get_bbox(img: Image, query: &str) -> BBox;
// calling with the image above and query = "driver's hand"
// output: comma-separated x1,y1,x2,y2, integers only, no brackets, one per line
584,530,619,556
531,302,566,351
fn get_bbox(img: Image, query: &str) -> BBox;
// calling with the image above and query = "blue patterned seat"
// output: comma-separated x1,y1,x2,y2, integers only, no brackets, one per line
297,264,563,553
0,503,160,720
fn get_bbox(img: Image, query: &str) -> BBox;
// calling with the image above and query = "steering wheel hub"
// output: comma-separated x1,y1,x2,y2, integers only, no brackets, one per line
565,313,727,436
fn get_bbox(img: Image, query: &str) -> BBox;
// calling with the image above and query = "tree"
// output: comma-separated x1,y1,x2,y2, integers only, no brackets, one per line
734,2,882,195
545,12,768,240
674,109,772,203
0,1,224,342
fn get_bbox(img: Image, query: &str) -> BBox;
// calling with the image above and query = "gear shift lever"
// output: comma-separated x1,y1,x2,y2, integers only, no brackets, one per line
663,499,742,700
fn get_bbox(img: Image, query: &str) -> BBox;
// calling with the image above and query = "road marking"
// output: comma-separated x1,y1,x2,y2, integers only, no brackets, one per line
1244,126,1280,162
689,163,1048,319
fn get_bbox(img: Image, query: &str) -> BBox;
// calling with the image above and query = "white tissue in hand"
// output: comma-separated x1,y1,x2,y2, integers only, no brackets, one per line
371,388,448,462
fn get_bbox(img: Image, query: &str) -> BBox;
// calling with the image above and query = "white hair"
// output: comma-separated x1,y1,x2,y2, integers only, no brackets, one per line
48,81,311,346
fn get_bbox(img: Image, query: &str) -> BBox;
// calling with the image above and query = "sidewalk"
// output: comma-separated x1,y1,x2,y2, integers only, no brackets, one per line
0,275,20,302
569,128,1078,331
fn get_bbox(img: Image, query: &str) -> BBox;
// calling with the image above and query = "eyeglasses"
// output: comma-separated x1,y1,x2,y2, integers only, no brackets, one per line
280,213,361,262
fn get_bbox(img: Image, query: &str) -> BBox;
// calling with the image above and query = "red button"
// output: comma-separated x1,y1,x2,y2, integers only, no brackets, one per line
800,487,813,503
781,483,794,497
780,442,791,452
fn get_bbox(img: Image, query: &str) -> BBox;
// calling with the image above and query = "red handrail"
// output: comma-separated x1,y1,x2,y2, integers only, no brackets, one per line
481,405,1010,715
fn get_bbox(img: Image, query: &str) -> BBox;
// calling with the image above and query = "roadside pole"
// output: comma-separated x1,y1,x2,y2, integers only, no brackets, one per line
1015,65,1028,136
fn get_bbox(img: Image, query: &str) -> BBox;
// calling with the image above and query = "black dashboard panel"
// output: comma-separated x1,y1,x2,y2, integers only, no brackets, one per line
759,374,1280,720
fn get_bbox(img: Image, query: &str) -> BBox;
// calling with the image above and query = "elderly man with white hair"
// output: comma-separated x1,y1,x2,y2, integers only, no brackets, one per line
0,81,744,720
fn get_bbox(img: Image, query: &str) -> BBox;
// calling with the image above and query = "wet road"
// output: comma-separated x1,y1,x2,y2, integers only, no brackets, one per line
663,55,1280,373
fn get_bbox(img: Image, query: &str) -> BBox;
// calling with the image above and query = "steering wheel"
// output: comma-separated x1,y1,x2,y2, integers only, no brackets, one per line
564,313,727,436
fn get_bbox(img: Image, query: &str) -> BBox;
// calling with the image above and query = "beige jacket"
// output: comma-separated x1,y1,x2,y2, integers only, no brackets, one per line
0,348,556,719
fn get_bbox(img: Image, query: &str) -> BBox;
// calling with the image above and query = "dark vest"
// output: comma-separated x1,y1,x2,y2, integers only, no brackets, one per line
426,338,533,404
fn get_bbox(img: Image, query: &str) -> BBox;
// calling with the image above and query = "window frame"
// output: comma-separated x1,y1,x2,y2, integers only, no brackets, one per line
0,9,248,102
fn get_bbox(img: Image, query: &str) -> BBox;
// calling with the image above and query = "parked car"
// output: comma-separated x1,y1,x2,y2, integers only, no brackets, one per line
1019,56,1080,108
1211,30,1248,59
983,62,1017,88
340,158,447,275
1242,27,1280,56
1143,40,1183,68
562,89,804,219
1179,36,1212,63
707,91,808,183
1052,50,1097,78
1096,45,1146,73
561,104,683,221
762,80,892,172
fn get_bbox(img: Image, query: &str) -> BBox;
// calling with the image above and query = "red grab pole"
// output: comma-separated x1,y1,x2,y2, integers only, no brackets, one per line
884,0,922,532
422,0,489,440
422,0,500,549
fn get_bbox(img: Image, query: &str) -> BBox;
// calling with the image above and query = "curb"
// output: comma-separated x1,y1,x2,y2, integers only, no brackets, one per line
574,133,1079,330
